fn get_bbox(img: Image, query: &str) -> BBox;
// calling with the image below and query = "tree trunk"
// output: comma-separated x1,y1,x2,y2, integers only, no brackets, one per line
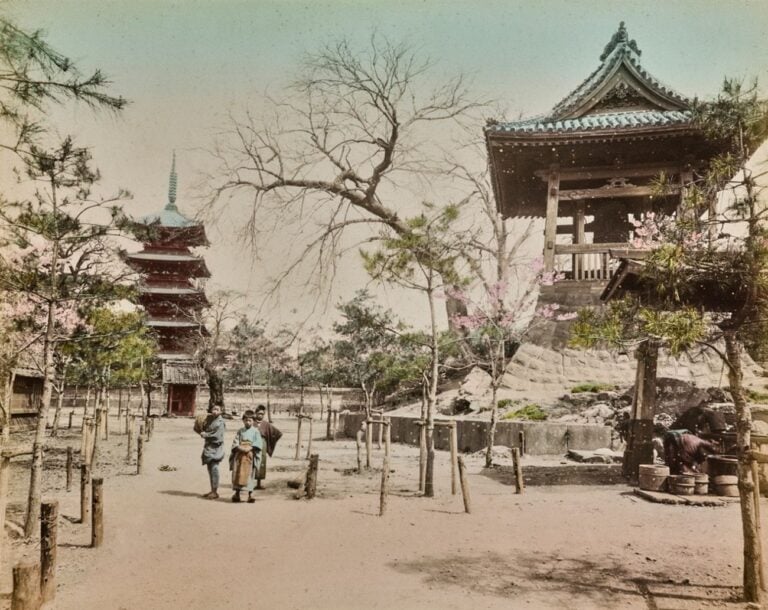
205,364,224,411
266,366,273,422
50,381,66,438
24,299,56,538
725,330,763,604
485,381,499,468
424,286,439,498
2,370,16,444
318,385,325,420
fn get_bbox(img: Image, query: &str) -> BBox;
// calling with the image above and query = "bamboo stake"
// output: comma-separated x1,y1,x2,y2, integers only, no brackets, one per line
294,417,303,461
65,447,73,492
450,422,458,495
379,452,390,517
305,417,313,459
512,448,524,494
136,433,144,475
418,421,427,493
365,418,372,469
11,561,40,610
458,456,472,514
91,478,104,548
355,426,363,474
40,501,57,603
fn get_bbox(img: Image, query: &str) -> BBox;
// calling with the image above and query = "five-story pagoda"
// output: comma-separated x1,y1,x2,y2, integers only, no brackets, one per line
125,155,210,415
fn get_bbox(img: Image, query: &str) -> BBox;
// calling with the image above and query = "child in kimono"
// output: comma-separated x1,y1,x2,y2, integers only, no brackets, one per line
229,410,263,503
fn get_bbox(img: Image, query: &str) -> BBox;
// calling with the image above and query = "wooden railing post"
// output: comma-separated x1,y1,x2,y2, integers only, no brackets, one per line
40,501,57,603
80,463,91,524
91,478,104,548
11,561,40,610
65,447,73,492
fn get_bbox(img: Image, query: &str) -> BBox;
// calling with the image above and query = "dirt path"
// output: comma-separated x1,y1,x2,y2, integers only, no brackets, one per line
1,415,759,609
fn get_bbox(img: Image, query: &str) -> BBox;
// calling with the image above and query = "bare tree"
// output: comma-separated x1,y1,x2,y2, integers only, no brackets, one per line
201,35,484,310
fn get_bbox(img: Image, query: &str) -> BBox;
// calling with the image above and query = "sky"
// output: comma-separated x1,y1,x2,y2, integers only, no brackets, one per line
4,0,768,332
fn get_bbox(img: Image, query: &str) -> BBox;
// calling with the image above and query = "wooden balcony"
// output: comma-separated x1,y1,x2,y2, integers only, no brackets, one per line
554,242,638,281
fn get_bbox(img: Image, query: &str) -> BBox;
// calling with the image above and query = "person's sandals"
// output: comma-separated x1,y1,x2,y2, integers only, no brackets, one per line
232,493,241,503
247,495,255,503
203,491,219,500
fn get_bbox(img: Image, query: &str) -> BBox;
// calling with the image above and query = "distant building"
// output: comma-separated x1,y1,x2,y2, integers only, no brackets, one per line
124,154,209,415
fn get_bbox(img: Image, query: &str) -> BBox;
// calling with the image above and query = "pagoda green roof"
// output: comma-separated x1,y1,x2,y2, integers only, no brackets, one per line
137,203,201,229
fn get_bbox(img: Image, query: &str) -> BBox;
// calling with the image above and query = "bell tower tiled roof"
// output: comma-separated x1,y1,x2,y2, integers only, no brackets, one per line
488,22,693,135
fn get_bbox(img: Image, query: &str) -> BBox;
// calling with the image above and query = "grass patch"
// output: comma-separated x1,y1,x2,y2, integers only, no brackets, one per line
747,388,768,403
571,382,616,394
502,404,548,421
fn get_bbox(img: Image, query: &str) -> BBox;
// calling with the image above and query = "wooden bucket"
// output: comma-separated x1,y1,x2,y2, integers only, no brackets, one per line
669,474,695,496
638,464,669,492
693,473,709,495
714,474,739,497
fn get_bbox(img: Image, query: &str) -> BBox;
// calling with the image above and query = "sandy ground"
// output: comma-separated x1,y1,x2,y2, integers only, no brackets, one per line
0,413,763,609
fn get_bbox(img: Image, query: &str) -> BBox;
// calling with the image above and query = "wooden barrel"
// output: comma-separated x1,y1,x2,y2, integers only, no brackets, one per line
669,474,695,495
638,464,669,492
693,473,709,495
714,474,739,497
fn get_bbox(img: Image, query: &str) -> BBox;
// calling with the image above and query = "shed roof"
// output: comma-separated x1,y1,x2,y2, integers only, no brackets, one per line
162,361,203,385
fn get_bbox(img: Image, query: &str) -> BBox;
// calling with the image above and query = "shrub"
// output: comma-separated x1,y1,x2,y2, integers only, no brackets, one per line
747,388,768,403
503,404,548,421
497,398,515,409
571,382,616,394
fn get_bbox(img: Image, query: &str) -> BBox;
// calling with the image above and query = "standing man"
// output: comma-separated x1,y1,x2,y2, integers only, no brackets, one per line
254,404,282,490
199,404,226,499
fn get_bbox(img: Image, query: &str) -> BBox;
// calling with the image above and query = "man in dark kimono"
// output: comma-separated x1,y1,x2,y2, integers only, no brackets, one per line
254,405,282,490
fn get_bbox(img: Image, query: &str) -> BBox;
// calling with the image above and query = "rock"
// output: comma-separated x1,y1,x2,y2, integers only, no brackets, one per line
752,420,768,435
461,367,492,397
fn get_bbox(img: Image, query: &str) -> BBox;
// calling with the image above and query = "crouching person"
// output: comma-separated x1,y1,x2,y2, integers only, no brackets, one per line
663,429,719,475
229,410,263,503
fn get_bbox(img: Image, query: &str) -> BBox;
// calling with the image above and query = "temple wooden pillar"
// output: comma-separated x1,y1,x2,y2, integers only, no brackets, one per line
624,340,659,480
544,165,560,272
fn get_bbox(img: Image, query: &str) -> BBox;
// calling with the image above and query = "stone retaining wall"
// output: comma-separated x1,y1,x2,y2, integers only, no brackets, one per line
340,413,611,456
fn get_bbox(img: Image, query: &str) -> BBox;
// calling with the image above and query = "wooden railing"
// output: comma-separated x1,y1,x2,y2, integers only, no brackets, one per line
554,243,632,281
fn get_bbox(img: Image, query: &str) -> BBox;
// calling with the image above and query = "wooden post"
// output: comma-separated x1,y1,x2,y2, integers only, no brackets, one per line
87,416,97,466
326,406,333,440
68,411,73,430
457,456,472,514
543,165,560,272
624,341,659,481
305,453,319,499
417,421,427,493
379,452,390,517
294,417,303,461
518,430,526,457
512,448,524,494
450,422,458,495
40,501,57,603
80,463,91,524
125,410,131,436
91,478,104,548
11,561,40,610
126,415,135,464
332,410,338,440
80,416,90,462
376,412,383,449
65,447,73,492
365,418,372,469
136,435,144,475
384,420,391,458
305,417,313,459
752,459,766,590
355,426,363,474
103,404,109,441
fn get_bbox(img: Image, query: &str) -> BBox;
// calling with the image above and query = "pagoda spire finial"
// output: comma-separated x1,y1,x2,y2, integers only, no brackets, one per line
600,21,642,62
166,151,178,210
